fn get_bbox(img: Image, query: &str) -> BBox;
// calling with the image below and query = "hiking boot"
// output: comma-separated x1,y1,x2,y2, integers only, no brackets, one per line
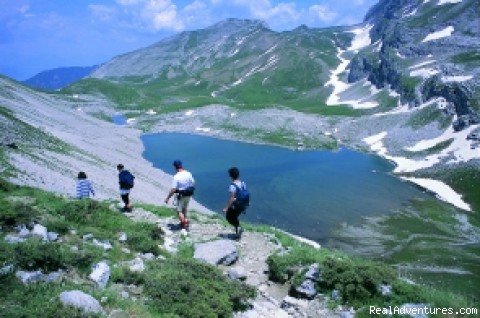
236,227,243,240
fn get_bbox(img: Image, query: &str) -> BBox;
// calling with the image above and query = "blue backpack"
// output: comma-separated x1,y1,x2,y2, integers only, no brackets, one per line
120,170,135,189
232,181,250,210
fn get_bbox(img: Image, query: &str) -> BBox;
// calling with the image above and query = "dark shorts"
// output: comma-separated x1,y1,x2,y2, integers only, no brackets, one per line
226,205,244,228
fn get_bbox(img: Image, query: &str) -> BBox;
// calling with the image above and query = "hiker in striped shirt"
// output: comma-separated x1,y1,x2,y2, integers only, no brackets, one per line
76,171,95,199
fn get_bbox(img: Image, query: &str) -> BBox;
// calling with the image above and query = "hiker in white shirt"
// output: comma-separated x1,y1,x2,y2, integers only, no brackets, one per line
165,160,195,230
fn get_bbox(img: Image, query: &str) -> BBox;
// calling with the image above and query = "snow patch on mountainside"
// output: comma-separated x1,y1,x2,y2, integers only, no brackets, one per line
362,116,479,211
442,75,473,82
325,24,380,109
410,68,440,78
421,26,454,43
438,0,463,5
401,177,471,211
349,24,373,51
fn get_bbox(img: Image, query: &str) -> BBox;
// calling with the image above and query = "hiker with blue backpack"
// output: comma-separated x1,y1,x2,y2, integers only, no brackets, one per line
117,164,135,212
222,167,249,239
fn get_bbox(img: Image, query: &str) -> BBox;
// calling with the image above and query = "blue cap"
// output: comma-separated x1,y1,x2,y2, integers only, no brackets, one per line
173,160,182,169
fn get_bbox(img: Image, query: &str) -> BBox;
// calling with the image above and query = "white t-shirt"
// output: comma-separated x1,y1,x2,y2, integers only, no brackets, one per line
172,170,195,190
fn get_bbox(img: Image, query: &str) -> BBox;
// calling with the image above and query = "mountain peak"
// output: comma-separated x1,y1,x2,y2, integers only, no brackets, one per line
209,18,269,30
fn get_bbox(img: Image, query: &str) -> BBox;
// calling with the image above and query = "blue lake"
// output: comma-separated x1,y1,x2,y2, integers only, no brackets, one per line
141,133,430,243
113,114,127,125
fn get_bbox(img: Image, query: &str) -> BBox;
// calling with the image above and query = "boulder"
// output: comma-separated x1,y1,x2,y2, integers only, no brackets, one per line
228,266,247,281
89,261,110,289
16,270,44,284
378,284,392,296
193,239,238,265
305,263,321,282
47,232,59,242
291,279,317,300
59,290,103,314
139,252,155,260
83,233,94,241
338,310,355,318
128,257,145,273
93,239,113,250
31,224,48,241
280,296,308,311
118,232,127,242
44,271,63,283
4,234,25,244
18,226,30,238
0,264,14,276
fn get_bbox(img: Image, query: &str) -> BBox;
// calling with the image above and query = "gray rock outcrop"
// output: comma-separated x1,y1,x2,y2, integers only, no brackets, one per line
89,261,110,288
59,290,103,314
193,239,238,265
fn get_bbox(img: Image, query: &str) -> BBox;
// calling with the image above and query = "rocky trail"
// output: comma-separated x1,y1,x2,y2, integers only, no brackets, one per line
125,207,346,318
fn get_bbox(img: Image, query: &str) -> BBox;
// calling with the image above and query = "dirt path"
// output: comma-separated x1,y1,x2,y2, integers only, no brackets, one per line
125,207,338,318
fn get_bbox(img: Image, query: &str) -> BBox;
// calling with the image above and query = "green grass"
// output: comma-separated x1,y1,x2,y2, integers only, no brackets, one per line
436,167,480,219
402,138,454,158
452,51,480,67
0,179,258,317
61,36,366,118
406,104,452,130
0,277,98,318
263,212,477,313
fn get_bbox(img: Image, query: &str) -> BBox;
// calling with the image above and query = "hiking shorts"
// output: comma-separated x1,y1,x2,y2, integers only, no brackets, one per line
176,195,191,213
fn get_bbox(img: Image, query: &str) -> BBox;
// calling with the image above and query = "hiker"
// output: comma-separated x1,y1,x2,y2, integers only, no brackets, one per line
117,164,135,212
222,167,249,239
164,160,195,230
76,171,95,199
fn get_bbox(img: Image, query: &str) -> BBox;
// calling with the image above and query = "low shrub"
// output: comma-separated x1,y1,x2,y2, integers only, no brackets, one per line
43,217,71,235
145,258,256,318
0,202,38,227
111,266,146,285
319,257,397,306
127,232,161,255
267,246,330,283
60,199,107,225
13,239,99,272
0,178,15,192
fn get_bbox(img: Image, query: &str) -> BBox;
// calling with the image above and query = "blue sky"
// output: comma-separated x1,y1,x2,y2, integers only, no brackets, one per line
0,0,378,80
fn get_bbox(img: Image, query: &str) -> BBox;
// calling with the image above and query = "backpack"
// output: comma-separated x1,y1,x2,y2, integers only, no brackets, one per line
232,181,250,210
120,171,135,189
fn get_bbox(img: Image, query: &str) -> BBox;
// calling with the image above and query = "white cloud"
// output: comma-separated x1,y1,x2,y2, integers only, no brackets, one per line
308,5,337,23
181,1,211,26
233,0,299,24
114,0,184,31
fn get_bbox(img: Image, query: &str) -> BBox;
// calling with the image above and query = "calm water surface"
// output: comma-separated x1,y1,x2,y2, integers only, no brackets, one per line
141,133,430,243
113,114,127,125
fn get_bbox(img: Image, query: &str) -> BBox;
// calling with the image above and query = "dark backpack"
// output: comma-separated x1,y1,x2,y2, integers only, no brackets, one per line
120,170,135,189
232,182,250,209
177,186,195,197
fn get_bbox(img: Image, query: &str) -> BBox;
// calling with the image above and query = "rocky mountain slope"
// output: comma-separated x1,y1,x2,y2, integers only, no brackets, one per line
353,0,479,127
23,65,98,90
